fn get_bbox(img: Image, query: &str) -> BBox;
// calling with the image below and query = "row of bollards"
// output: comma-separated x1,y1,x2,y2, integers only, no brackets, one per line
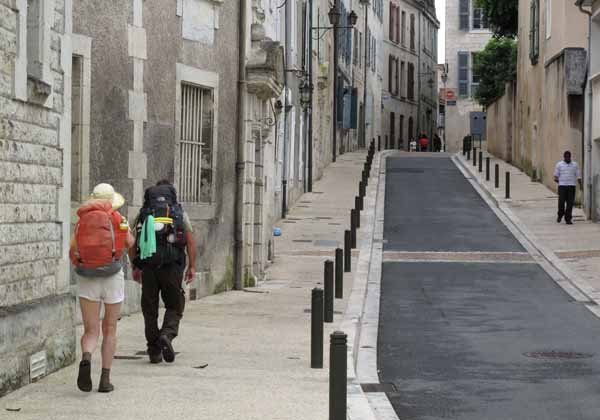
462,146,511,199
310,139,375,420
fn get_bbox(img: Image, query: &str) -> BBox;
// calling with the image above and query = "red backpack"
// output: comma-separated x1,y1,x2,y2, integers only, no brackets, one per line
70,200,127,277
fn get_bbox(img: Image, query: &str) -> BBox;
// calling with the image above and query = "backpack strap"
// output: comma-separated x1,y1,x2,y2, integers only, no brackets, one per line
107,209,117,261
74,222,82,264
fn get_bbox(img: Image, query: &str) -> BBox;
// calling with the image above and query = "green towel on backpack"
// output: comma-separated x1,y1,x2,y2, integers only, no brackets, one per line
140,215,157,260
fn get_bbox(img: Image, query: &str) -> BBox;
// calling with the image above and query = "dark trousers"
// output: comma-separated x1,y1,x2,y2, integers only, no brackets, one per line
558,185,576,222
141,265,185,353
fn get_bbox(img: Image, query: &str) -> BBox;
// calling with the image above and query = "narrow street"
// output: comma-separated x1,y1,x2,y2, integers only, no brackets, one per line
378,154,600,419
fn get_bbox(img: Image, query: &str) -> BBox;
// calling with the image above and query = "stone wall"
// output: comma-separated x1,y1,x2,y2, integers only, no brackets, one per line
0,0,76,397
486,82,515,162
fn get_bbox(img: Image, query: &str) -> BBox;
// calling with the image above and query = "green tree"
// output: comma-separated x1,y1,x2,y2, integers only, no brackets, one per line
476,0,519,38
473,37,517,107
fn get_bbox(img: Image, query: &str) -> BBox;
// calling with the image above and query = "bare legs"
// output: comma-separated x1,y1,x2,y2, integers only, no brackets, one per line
78,298,122,392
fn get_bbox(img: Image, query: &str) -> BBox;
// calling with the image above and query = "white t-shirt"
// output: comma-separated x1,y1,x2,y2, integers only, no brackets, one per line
554,160,581,186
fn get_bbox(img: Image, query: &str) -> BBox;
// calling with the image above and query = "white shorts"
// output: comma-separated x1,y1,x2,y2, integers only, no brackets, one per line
77,270,125,305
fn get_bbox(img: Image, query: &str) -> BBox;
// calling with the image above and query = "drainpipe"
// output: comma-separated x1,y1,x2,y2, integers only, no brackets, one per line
308,0,314,192
577,1,593,220
234,0,248,290
282,0,290,218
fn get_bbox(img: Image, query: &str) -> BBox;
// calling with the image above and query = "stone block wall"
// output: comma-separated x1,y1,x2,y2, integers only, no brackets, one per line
486,81,515,162
0,0,75,397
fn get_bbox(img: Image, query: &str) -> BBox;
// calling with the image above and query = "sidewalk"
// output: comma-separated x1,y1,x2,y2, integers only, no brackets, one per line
0,151,370,420
456,152,600,306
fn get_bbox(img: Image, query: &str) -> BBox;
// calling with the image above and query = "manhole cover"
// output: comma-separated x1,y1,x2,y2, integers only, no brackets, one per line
361,383,397,393
523,351,594,360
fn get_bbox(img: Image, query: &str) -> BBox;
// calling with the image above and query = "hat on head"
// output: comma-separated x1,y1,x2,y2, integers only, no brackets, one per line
90,183,125,209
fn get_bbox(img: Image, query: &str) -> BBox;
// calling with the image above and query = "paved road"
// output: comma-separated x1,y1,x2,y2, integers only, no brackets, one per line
379,155,600,420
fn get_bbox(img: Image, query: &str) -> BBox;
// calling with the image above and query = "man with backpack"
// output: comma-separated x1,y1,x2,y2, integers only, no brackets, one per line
130,180,197,364
70,183,135,393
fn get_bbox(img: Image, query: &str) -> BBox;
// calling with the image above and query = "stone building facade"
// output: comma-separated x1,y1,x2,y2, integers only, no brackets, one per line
576,0,600,220
0,0,76,396
486,0,587,197
417,0,439,143
381,0,420,150
444,0,491,152
70,0,241,309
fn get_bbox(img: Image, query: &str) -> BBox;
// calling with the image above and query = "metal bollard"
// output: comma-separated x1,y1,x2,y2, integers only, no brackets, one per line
359,181,365,198
377,136,381,151
344,230,351,272
324,260,334,323
335,248,343,299
478,151,483,173
329,331,347,420
310,288,324,368
473,147,477,166
385,135,388,149
486,157,490,181
356,195,363,212
495,164,500,188
505,172,510,199
350,210,357,249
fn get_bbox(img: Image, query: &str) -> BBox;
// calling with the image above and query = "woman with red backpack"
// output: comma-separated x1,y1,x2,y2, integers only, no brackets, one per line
70,183,135,393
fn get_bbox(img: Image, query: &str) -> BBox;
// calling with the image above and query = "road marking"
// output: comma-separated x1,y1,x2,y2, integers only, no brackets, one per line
383,251,534,263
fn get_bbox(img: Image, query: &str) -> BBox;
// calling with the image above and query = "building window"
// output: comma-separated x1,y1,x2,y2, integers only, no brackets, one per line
395,6,400,43
400,61,405,98
390,112,396,148
353,29,359,65
471,52,480,97
179,83,214,203
27,0,44,79
472,7,488,29
399,114,404,145
459,0,470,31
407,62,415,100
394,58,399,96
408,116,414,140
529,0,540,65
389,4,395,42
388,55,394,93
366,30,371,68
546,0,551,39
410,14,415,50
458,51,469,97
401,11,406,46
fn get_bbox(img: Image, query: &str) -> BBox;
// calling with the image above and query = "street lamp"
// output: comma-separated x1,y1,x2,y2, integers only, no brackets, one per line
348,10,358,26
299,79,313,110
328,6,341,25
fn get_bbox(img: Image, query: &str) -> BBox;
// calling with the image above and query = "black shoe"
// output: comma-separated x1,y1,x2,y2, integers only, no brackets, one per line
566,220,573,225
77,360,92,392
557,216,563,223
148,351,163,364
159,335,175,363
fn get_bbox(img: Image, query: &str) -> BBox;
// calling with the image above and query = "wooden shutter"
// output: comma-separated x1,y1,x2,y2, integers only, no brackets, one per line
459,0,470,31
458,51,469,97
388,55,393,92
389,4,394,41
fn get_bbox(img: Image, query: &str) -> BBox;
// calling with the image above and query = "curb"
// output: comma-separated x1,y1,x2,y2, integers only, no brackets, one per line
453,153,600,309
344,150,400,420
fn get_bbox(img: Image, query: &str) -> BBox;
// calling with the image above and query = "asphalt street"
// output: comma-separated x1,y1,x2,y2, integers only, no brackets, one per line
378,155,600,420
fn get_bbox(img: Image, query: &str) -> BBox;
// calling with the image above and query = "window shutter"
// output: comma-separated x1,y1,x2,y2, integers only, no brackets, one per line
395,58,399,96
458,51,469,97
459,0,470,31
388,55,393,92
389,5,394,41
529,0,540,64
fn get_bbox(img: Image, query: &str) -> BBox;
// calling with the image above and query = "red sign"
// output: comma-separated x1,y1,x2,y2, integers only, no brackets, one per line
446,89,456,101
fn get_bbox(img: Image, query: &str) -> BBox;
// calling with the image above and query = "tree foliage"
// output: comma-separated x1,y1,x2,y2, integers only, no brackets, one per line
476,0,519,38
473,37,517,107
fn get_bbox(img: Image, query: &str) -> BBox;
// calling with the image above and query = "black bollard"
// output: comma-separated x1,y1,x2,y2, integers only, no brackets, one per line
495,164,500,188
356,195,363,212
335,248,343,299
329,331,347,420
359,181,365,198
385,135,388,150
478,150,483,173
377,136,381,151
324,260,334,323
505,172,510,199
467,149,471,161
486,157,490,181
473,147,477,166
311,288,324,368
350,210,357,249
344,230,351,272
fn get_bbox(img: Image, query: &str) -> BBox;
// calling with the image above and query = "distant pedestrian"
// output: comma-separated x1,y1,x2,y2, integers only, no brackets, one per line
70,183,135,393
554,151,582,225
409,138,417,152
130,180,196,364
419,134,429,152
433,134,442,152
